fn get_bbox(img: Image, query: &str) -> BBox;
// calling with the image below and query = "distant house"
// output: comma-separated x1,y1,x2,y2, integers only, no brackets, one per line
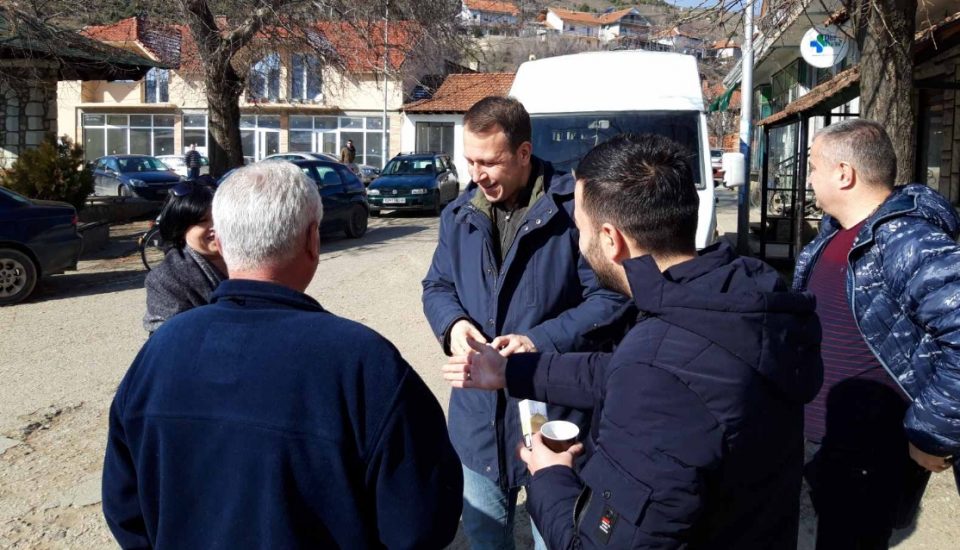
402,72,515,184
0,8,160,169
59,16,449,168
651,26,706,57
544,7,652,42
710,39,741,60
459,0,521,37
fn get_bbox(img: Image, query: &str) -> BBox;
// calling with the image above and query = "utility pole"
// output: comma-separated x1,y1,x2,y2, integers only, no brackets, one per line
737,0,754,256
382,1,389,169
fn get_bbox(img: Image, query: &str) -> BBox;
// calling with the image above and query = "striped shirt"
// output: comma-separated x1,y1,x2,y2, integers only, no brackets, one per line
804,220,906,442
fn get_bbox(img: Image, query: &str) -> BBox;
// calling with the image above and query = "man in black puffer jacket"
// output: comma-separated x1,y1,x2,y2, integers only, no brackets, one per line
444,133,824,548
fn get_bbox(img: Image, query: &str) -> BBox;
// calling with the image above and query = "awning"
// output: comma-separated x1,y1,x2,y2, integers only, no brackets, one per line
758,66,860,127
708,83,739,112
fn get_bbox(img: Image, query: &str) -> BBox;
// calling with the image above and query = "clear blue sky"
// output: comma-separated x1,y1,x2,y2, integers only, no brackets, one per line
665,0,751,10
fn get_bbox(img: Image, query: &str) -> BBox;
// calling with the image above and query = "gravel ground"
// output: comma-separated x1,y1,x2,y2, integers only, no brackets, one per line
1,193,956,548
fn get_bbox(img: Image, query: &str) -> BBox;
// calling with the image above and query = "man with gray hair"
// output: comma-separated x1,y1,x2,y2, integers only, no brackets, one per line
794,119,960,548
102,161,463,549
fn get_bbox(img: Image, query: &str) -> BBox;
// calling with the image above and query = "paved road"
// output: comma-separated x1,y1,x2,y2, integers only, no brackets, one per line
0,200,956,548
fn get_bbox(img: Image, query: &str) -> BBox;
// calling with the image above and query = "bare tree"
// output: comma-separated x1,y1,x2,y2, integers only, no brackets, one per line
20,0,465,176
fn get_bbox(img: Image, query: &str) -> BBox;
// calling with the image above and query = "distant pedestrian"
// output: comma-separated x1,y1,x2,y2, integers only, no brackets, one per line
794,119,960,549
105,161,463,549
143,182,225,334
340,139,356,164
184,144,202,180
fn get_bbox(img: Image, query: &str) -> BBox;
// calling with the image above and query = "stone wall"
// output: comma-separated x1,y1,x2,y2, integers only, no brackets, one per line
0,65,59,169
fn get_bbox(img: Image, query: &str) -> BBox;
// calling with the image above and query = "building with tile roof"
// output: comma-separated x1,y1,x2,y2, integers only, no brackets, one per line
459,0,521,37
0,8,161,168
544,7,651,42
58,16,446,168
401,72,514,182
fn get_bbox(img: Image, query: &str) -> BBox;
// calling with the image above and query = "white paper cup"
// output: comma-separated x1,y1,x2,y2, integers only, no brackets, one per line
540,420,580,453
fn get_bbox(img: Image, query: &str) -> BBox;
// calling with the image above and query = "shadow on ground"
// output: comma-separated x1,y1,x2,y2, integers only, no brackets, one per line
27,270,146,304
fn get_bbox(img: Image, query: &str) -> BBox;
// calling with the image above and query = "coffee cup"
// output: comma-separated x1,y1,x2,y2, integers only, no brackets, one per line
539,420,580,453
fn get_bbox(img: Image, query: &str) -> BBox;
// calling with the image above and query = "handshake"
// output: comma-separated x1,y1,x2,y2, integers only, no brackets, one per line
442,319,584,475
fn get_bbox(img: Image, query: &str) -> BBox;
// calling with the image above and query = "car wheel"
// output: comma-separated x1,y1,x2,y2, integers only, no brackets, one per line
344,205,368,238
0,248,39,306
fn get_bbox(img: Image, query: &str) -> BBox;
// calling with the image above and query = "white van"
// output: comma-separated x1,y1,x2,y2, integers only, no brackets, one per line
509,50,717,249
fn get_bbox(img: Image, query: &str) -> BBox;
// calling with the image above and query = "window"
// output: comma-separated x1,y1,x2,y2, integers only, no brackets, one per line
291,54,322,102
145,68,169,103
81,113,176,160
770,60,802,114
183,113,208,154
248,53,281,101
415,122,454,155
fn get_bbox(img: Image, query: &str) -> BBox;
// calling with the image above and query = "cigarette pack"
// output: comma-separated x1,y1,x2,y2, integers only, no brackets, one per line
518,399,548,449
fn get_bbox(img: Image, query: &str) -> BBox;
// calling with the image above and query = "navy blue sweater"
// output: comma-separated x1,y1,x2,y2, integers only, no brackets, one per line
103,280,463,549
507,243,823,548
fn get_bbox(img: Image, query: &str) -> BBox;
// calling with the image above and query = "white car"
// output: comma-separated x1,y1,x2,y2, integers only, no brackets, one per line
263,152,340,163
156,155,209,178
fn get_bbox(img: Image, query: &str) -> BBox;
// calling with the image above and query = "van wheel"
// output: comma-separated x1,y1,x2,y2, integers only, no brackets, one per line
0,248,38,306
344,205,368,238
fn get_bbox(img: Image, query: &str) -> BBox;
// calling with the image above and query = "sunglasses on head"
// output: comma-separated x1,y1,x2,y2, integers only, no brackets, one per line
169,182,197,197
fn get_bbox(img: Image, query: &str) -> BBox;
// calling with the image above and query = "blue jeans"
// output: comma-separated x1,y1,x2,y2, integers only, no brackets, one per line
462,465,547,550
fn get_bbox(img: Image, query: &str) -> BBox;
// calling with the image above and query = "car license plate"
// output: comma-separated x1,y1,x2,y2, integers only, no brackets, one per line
383,197,406,204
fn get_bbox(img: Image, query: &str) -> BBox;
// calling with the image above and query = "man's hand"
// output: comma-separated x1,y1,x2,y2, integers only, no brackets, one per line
909,442,953,473
491,334,537,356
518,433,584,476
442,336,507,390
449,319,488,356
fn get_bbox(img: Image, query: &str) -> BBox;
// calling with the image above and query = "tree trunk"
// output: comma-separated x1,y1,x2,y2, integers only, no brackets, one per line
854,0,917,183
204,64,245,177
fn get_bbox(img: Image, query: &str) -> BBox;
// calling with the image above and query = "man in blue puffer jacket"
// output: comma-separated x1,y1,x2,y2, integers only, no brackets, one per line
793,119,960,548
444,134,824,548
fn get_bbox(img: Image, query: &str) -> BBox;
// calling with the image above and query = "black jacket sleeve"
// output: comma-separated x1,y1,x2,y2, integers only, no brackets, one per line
506,352,612,410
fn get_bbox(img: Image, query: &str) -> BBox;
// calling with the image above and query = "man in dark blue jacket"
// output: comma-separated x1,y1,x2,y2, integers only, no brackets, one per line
422,96,626,549
793,119,960,548
103,161,463,549
444,134,824,548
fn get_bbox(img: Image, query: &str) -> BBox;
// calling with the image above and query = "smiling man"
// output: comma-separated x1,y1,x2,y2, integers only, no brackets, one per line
422,96,626,549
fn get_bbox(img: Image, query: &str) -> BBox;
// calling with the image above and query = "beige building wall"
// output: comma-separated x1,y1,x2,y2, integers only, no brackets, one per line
56,80,83,145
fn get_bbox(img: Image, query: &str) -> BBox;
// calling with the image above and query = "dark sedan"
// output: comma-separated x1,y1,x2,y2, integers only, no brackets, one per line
367,153,459,216
0,187,82,305
91,155,182,201
287,159,370,238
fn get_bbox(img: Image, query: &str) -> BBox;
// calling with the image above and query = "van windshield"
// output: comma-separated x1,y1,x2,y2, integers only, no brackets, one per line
530,111,704,188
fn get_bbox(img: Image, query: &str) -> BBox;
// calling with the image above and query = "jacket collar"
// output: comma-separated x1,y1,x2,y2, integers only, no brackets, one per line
451,156,572,224
211,279,325,313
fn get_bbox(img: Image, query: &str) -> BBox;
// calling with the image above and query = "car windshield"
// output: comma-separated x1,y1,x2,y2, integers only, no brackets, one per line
531,111,705,189
117,156,168,173
160,157,184,167
382,158,436,176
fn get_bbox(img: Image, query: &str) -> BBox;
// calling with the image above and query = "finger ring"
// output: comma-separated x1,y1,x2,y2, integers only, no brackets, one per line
466,371,472,381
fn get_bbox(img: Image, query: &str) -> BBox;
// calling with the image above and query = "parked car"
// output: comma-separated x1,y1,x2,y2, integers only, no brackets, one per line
288,159,369,238
263,152,340,163
366,153,459,216
355,164,381,185
156,154,210,179
0,186,82,305
91,155,182,201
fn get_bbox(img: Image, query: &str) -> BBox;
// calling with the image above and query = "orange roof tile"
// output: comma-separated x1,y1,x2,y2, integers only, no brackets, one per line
463,0,520,17
404,73,515,113
81,17,417,76
548,7,640,27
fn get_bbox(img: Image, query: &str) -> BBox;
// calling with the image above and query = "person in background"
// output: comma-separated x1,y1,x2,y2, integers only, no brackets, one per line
184,143,202,180
340,139,356,164
444,133,823,549
794,119,960,549
143,182,226,334
422,96,628,550
106,161,463,548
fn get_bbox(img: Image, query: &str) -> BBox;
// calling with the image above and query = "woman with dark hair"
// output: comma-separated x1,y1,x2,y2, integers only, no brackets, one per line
143,183,227,333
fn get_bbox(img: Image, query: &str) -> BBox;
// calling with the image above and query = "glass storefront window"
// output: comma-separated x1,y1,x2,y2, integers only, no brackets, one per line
315,117,337,130
289,131,313,151
366,118,384,130
259,116,281,129
130,115,152,127
154,128,175,156
183,114,206,127
290,116,313,130
84,129,105,160
130,129,152,155
107,115,128,126
83,114,104,126
107,128,127,155
154,115,176,128
340,117,363,129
